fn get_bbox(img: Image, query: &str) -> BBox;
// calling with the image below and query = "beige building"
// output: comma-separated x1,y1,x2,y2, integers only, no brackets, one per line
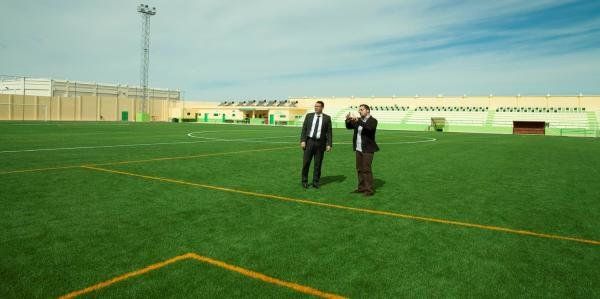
0,77,181,121
181,99,306,125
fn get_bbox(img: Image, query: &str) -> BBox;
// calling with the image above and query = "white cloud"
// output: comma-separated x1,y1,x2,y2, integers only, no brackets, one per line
0,0,598,99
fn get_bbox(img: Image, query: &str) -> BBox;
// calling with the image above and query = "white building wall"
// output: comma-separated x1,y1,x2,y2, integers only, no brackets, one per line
0,78,180,100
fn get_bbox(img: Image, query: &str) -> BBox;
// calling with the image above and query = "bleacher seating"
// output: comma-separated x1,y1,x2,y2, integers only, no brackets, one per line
407,109,487,126
348,105,410,111
415,106,488,112
221,101,596,132
370,110,410,124
493,110,588,128
336,106,486,126
495,106,585,113
332,106,409,123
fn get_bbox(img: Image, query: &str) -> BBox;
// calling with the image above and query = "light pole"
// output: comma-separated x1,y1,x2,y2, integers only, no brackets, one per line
137,4,156,120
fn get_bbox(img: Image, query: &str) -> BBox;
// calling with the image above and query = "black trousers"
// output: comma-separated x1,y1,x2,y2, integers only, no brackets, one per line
302,138,325,184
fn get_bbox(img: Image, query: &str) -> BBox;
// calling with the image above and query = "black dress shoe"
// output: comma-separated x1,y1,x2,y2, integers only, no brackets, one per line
312,183,320,189
302,183,309,189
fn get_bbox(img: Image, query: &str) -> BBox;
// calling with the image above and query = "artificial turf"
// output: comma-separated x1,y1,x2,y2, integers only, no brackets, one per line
1,122,599,298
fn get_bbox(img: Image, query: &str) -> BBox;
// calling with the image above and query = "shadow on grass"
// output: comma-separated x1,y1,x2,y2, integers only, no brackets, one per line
320,175,346,186
374,178,386,189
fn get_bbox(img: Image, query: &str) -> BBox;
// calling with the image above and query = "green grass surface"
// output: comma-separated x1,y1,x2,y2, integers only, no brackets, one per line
1,121,599,298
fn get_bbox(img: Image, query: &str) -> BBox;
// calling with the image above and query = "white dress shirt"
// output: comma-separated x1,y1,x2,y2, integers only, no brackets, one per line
355,115,370,152
309,113,323,139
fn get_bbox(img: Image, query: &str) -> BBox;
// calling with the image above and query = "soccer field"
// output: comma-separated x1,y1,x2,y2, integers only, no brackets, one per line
1,122,599,298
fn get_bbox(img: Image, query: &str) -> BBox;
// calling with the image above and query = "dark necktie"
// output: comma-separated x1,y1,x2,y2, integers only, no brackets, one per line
311,115,321,138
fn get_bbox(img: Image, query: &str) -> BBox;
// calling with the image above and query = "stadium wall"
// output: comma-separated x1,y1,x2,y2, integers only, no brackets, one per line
0,77,181,100
0,94,179,121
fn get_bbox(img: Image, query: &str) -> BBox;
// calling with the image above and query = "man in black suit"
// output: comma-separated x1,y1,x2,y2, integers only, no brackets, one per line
300,101,333,189
345,104,379,196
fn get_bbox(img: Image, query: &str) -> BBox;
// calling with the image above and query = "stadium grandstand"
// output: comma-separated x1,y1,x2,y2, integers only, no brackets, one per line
180,95,600,137
2,81,599,137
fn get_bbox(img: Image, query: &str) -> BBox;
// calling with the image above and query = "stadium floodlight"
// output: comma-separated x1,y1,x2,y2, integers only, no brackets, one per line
137,4,157,15
137,3,157,120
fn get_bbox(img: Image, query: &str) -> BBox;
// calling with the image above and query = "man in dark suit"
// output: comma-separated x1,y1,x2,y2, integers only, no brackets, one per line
300,101,333,189
345,104,379,196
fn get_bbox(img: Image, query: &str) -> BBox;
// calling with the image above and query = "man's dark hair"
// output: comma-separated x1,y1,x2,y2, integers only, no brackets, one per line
359,104,370,112
315,101,325,108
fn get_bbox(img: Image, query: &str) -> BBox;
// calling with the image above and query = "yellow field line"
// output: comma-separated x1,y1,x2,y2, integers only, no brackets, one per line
81,165,600,246
58,252,345,299
58,253,191,299
186,253,345,299
0,146,295,175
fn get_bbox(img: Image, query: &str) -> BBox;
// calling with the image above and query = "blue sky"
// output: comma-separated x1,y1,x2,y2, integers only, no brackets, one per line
1,0,599,100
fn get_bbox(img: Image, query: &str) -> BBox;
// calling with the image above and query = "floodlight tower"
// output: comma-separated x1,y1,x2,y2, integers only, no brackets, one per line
137,4,156,119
